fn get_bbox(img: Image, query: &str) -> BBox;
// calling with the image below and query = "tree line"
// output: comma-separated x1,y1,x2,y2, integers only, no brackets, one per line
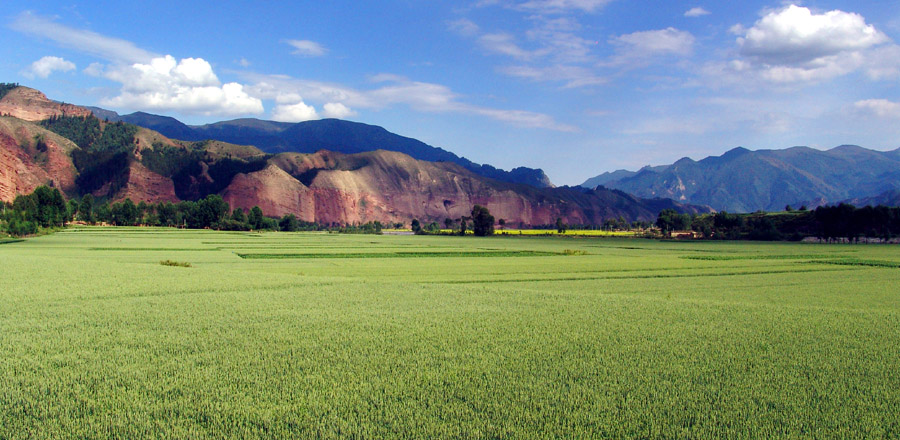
0,186,385,237
656,204,900,241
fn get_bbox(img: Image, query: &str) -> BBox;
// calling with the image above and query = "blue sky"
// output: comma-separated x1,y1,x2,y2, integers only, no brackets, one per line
3,1,900,185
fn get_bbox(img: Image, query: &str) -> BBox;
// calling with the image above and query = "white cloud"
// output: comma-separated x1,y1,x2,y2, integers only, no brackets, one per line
322,102,355,119
23,56,75,79
739,5,887,65
285,39,327,57
11,12,155,63
684,7,710,18
101,55,263,116
272,100,319,122
605,28,695,67
733,5,889,82
612,28,695,57
854,99,900,118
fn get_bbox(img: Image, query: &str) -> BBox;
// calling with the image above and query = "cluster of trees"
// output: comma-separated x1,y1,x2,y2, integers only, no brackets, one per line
0,82,19,101
0,186,68,236
412,205,496,236
657,204,900,241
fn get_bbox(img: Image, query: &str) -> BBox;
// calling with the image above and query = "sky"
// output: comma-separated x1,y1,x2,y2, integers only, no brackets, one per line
3,1,900,185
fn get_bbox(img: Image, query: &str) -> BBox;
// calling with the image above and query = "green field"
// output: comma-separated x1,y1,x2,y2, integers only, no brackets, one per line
1,227,899,438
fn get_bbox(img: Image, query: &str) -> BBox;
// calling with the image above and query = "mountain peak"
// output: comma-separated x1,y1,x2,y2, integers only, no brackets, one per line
721,146,750,158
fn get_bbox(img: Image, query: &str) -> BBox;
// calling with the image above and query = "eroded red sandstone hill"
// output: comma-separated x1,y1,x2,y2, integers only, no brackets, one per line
221,150,702,225
0,85,707,224
0,87,91,122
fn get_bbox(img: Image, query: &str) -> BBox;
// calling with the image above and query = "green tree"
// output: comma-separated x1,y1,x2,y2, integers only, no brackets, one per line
248,206,264,230
66,199,79,223
411,219,422,234
280,213,300,232
78,194,94,223
231,208,246,224
31,186,67,227
157,202,176,226
197,194,230,228
556,217,566,234
656,209,691,234
471,205,494,236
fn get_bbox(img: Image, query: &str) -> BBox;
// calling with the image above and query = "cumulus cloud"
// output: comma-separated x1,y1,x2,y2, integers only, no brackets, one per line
272,101,319,122
99,55,263,116
684,7,710,18
854,99,900,118
11,12,155,63
731,5,890,82
23,56,75,79
322,102,355,118
286,40,327,57
739,5,887,65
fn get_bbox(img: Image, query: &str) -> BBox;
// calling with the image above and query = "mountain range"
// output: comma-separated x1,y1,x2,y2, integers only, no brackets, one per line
0,85,708,225
582,146,900,212
87,108,554,189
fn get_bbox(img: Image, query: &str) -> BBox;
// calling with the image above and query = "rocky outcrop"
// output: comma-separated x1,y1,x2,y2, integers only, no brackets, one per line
0,87,92,122
111,162,179,204
221,164,315,220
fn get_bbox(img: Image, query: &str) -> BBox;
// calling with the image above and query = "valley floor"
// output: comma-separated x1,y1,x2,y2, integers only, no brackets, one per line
1,228,898,438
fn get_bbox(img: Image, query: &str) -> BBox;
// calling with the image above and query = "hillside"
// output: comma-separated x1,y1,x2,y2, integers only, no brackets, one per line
91,108,555,188
582,146,900,212
1,85,706,224
223,149,707,225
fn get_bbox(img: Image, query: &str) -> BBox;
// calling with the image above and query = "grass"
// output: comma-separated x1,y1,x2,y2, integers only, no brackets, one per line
159,259,193,268
0,227,898,438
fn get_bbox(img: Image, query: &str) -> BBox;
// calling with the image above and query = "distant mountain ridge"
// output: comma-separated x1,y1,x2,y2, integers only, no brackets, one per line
581,145,900,212
88,108,554,188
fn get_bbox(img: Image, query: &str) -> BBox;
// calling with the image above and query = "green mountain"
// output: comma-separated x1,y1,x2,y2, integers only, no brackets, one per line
582,146,900,212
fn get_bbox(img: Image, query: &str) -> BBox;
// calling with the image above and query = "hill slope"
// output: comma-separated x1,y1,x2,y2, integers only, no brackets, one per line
92,109,554,188
222,149,708,225
582,146,900,212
